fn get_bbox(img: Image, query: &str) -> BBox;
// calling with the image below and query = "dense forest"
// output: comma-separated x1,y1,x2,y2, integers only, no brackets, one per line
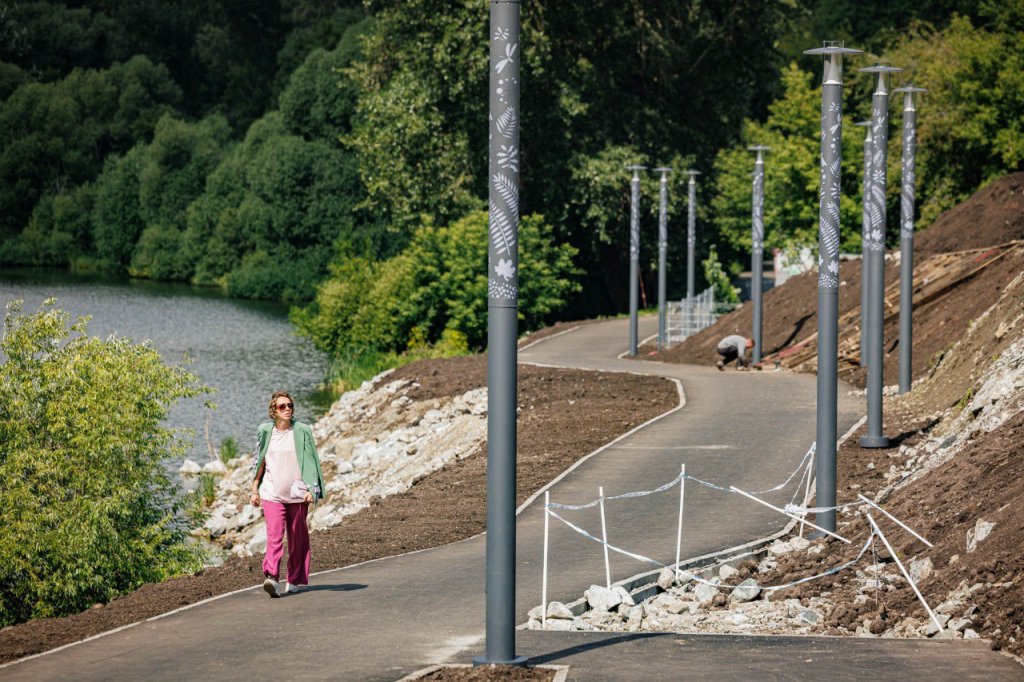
1,0,1021,371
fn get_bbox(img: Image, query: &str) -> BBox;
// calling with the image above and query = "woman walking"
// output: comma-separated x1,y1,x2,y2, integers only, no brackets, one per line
250,390,324,598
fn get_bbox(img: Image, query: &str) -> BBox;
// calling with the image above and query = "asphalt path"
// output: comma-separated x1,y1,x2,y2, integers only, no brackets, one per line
3,316,1020,681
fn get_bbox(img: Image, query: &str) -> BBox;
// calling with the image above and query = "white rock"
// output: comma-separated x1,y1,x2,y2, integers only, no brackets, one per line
201,459,227,475
693,579,721,605
797,609,821,625
948,617,972,633
613,585,635,607
657,567,676,591
719,564,739,581
908,556,933,584
624,605,644,621
546,602,574,620
528,604,544,620
584,584,622,612
545,618,573,631
768,540,792,556
725,613,749,626
925,614,951,636
729,579,761,603
789,536,811,552
964,629,980,640
235,504,261,528
336,460,354,474
935,599,962,615
966,518,996,553
246,524,267,554
179,459,201,476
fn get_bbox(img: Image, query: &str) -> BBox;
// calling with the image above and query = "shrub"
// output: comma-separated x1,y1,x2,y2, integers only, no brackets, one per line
218,436,238,465
0,300,208,626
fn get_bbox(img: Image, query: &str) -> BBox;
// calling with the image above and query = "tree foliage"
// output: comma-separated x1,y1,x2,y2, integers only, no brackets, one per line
0,300,207,626
295,210,581,355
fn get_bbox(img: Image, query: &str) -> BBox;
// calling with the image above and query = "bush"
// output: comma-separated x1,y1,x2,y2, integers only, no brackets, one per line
218,436,238,465
295,210,581,355
0,300,209,626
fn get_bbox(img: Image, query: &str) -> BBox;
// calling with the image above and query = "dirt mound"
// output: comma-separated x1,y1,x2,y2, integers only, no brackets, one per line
915,172,1024,257
646,172,1024,392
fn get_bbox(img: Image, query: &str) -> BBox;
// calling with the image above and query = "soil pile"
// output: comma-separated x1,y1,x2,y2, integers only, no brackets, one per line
0,357,677,663
646,171,1024,391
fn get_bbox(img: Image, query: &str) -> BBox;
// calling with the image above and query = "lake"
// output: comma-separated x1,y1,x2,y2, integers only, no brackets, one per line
0,268,337,474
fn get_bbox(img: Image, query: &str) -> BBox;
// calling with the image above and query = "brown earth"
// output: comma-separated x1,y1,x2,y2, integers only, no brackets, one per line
645,171,1024,391
0,357,677,663
418,664,555,681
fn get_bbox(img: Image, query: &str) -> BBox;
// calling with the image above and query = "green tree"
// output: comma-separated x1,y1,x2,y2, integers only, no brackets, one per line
295,210,581,355
0,300,207,626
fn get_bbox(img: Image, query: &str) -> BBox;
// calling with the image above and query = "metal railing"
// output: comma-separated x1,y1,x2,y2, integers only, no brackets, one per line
665,287,739,348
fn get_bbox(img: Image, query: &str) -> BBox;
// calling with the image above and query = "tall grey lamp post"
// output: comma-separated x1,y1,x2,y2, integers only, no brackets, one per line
855,120,872,366
477,0,525,666
893,85,926,394
626,164,647,356
748,146,770,364
859,64,903,450
684,170,701,301
654,167,673,351
804,42,862,534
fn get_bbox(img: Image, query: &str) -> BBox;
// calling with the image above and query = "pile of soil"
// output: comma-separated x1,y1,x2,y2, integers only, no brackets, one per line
0,357,677,663
646,172,1024,390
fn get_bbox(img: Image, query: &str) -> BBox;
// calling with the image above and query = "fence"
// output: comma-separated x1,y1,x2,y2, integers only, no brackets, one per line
665,287,740,348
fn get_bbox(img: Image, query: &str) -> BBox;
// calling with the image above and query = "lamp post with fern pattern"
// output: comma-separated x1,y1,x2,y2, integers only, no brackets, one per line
804,42,862,533
893,85,926,394
859,64,903,450
684,170,701,301
655,167,672,350
855,120,872,366
627,164,647,356
477,0,526,666
748,146,770,365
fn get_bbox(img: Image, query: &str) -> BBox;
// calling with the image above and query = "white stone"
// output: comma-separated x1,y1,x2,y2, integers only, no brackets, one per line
789,536,811,552
657,567,676,591
935,599,963,615
528,604,544,620
624,605,644,621
613,585,635,607
693,579,721,605
966,518,996,553
768,540,792,556
545,618,573,631
797,609,821,625
948,617,972,633
719,564,739,581
235,504,261,528
964,629,980,640
246,524,267,554
202,459,227,475
729,579,761,603
908,556,933,584
546,602,574,620
584,584,622,612
179,459,201,476
925,614,951,636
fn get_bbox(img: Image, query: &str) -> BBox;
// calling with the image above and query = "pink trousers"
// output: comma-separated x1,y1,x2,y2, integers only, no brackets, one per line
261,500,310,585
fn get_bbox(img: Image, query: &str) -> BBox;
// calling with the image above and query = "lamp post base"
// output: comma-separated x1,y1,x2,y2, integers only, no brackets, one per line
473,655,528,668
859,435,892,448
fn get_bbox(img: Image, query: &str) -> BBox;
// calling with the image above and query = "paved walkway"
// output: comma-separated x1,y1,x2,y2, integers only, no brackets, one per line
3,317,1020,681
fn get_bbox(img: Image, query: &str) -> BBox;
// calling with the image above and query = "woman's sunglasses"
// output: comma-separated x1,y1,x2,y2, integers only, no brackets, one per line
276,403,294,411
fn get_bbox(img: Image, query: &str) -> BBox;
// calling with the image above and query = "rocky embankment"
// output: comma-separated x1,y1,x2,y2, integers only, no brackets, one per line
182,371,488,561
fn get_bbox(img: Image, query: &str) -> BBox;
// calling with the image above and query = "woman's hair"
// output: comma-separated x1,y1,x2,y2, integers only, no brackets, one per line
268,390,295,420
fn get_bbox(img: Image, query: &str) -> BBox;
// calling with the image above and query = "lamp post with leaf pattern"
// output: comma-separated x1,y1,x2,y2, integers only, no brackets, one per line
854,120,872,366
626,164,647,356
804,42,862,533
748,146,770,364
859,64,903,450
893,85,927,394
655,167,673,350
684,170,701,301
477,0,526,666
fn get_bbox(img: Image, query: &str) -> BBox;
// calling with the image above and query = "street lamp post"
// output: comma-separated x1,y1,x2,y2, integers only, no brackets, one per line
855,120,872,366
893,85,927,394
748,146,770,365
654,167,673,351
477,0,525,666
859,64,903,450
626,164,647,357
684,170,701,302
803,42,862,533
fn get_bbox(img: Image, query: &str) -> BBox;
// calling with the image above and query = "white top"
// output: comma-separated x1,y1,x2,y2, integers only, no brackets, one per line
258,427,304,503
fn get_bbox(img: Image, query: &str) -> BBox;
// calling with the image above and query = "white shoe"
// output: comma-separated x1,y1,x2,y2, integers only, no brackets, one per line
285,582,303,594
263,577,280,598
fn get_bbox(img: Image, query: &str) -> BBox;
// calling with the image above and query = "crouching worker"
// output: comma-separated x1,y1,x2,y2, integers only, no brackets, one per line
716,335,754,371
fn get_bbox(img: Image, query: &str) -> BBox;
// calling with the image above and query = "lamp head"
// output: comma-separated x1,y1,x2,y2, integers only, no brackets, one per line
804,42,863,85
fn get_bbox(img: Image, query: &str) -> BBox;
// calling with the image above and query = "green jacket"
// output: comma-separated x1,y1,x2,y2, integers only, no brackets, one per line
251,420,325,502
